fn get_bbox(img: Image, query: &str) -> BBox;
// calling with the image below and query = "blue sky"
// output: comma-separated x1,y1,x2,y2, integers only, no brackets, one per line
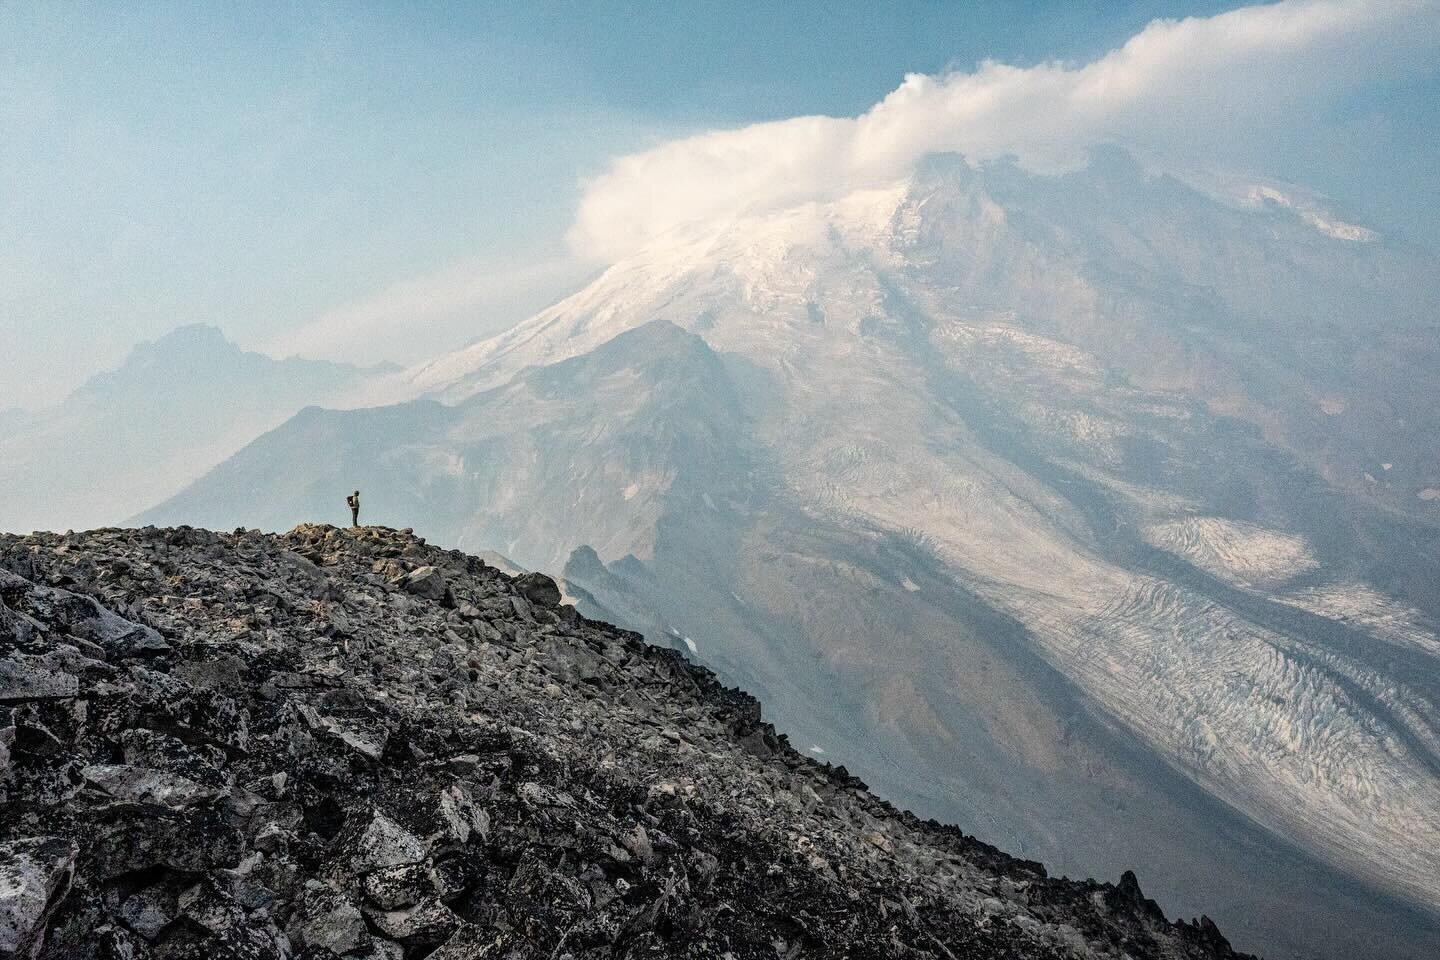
2,1,1437,407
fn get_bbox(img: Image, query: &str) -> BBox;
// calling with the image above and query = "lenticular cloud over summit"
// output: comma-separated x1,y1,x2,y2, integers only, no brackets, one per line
569,0,1440,261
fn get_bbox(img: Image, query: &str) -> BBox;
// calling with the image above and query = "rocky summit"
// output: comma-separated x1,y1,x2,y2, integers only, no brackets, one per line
0,524,1246,959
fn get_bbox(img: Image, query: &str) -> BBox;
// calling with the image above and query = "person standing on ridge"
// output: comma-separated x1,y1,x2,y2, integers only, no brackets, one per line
346,490,361,528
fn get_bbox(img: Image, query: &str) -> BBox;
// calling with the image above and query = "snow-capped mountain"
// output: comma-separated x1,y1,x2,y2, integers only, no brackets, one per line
142,151,1440,960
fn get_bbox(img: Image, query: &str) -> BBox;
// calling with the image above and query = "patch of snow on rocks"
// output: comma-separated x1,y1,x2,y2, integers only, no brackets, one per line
1279,583,1440,660
1142,516,1319,589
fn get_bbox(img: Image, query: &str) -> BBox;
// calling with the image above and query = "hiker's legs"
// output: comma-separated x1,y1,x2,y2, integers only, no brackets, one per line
351,508,359,528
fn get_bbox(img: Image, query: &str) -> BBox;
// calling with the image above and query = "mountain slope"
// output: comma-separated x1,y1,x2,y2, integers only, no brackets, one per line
0,524,1248,958
142,321,753,569
404,151,1440,522
143,152,1440,959
0,325,391,534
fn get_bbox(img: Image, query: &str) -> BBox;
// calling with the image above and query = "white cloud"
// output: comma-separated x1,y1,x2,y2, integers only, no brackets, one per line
569,0,1440,262
266,254,594,367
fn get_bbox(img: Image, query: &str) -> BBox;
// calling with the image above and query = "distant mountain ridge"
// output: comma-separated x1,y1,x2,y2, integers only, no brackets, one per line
133,150,1440,959
0,324,392,534
70,323,396,405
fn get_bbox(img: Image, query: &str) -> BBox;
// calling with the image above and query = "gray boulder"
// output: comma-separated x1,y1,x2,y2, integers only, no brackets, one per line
117,882,177,941
0,837,77,958
353,813,427,872
362,863,431,911
401,566,448,601
514,572,561,608
79,764,217,811
0,661,78,704
291,889,369,954
363,898,459,948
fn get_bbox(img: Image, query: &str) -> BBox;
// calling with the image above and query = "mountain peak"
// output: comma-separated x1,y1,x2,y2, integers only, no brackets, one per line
69,324,246,401
517,319,727,400
125,323,245,367
564,317,711,365
149,321,234,349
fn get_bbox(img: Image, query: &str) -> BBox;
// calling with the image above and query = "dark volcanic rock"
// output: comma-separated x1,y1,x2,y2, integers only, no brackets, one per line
399,565,448,603
0,837,78,958
0,524,1251,958
513,572,561,609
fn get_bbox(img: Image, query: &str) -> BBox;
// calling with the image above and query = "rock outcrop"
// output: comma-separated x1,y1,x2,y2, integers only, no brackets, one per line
0,524,1248,958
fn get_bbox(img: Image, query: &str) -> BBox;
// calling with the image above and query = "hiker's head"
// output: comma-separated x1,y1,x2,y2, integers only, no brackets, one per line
354,490,360,496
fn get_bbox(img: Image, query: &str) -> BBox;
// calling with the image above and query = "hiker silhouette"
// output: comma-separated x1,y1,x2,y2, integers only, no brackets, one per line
346,490,360,528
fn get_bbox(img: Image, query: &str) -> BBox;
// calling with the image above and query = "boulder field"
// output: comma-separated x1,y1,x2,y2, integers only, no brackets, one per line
0,524,1246,958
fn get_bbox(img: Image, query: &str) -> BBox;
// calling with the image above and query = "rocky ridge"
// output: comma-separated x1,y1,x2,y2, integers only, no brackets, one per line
1,524,1246,959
